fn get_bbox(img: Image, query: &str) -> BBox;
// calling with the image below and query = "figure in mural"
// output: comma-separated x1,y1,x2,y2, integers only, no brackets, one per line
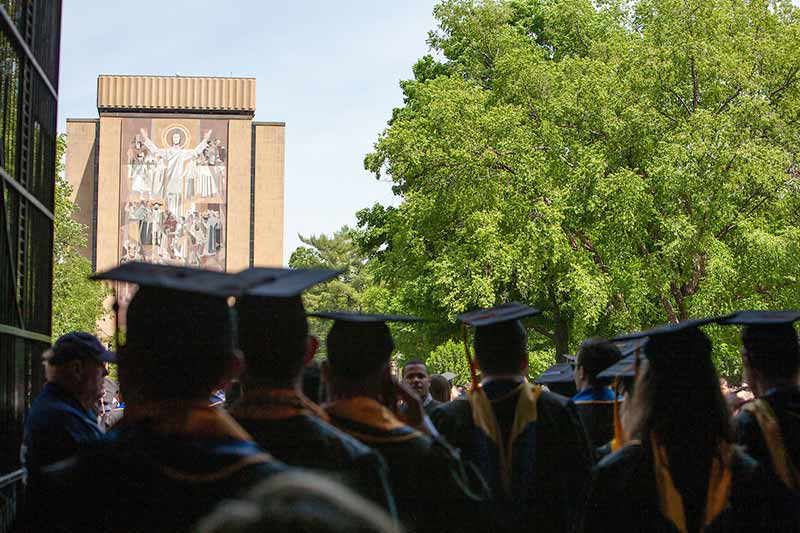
139,127,212,217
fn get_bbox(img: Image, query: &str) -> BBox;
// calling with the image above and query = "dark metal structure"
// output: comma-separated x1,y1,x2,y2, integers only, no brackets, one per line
0,1,61,529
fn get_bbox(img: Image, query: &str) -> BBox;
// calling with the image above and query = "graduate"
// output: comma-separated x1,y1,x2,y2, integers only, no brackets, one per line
571,339,623,448
230,268,396,517
578,318,771,533
720,310,800,527
38,263,287,533
316,311,490,533
431,302,593,532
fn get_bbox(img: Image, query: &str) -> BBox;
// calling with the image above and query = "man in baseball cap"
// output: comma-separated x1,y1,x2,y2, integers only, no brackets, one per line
21,332,114,476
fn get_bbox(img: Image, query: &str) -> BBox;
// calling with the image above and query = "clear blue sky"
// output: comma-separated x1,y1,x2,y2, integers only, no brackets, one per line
59,1,437,264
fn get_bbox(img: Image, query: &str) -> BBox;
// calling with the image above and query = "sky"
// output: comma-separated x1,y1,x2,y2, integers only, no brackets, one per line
59,1,438,264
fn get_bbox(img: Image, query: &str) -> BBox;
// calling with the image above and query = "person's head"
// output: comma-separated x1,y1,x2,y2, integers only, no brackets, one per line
473,320,528,376
741,324,799,394
627,327,732,464
236,295,317,388
171,132,181,145
429,374,451,403
401,360,430,399
43,332,114,410
119,286,242,404
195,471,403,533
574,338,621,390
326,321,393,385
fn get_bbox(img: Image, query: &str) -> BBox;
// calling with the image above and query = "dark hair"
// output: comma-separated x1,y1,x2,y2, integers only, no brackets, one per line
121,287,236,401
402,359,428,375
429,374,451,403
626,328,732,524
473,321,528,375
742,324,799,380
576,338,621,384
237,295,308,384
326,322,393,380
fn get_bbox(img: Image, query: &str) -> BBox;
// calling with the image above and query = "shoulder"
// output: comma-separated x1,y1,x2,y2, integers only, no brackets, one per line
430,398,473,432
306,415,381,460
591,443,649,491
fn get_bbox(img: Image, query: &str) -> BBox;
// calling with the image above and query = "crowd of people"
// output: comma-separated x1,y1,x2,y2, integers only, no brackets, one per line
18,262,800,532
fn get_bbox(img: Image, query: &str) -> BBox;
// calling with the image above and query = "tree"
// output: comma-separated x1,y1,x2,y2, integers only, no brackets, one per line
52,134,108,339
360,0,800,378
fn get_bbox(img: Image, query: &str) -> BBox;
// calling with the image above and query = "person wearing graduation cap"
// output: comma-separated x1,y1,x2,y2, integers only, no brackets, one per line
577,318,771,533
571,338,623,449
721,311,800,525
316,311,490,533
37,263,287,533
430,303,592,533
229,268,397,517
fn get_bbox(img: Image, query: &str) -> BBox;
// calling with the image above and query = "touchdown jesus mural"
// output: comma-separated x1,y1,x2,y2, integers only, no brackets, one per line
118,118,228,272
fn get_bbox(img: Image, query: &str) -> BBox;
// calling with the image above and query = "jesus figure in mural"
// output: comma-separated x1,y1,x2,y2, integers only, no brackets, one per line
140,127,212,216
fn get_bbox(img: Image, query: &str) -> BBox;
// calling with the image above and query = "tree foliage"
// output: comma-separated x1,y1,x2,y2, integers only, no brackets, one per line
52,134,108,339
360,0,800,379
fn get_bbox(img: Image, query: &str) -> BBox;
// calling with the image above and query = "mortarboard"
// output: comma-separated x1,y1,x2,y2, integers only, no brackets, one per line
93,262,342,299
596,338,647,380
237,267,342,298
533,362,576,397
609,316,728,343
92,261,245,297
311,312,422,379
309,311,422,323
456,302,541,385
719,310,800,362
457,302,541,327
441,372,458,382
533,362,574,385
718,310,800,326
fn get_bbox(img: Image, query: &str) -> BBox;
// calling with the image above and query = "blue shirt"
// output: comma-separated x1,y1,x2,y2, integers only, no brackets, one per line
21,382,104,472
572,385,619,403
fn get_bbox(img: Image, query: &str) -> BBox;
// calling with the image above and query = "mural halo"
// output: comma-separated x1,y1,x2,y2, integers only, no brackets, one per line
161,123,191,148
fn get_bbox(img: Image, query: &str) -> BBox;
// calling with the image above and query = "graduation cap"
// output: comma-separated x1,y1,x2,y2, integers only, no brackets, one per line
718,310,800,326
237,267,342,299
311,312,422,379
92,261,244,297
457,302,541,327
719,310,800,363
533,362,576,397
456,302,541,385
596,338,647,380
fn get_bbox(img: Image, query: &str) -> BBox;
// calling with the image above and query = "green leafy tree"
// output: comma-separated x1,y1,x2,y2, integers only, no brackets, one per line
360,0,800,379
52,134,108,339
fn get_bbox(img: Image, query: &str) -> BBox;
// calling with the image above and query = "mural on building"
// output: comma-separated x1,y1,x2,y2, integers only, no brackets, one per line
118,118,228,279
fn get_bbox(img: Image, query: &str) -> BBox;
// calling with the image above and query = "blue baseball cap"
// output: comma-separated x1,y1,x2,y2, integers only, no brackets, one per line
49,332,116,365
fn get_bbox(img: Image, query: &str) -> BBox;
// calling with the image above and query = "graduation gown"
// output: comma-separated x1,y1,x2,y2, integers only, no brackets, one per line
230,387,396,515
577,440,772,533
573,386,618,449
735,386,800,528
431,379,593,532
324,396,489,533
36,402,286,533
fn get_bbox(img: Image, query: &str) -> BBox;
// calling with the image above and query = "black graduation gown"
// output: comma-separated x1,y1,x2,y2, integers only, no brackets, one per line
735,386,800,529
34,405,286,533
577,442,772,533
324,397,489,533
572,386,618,449
431,381,593,532
230,387,396,515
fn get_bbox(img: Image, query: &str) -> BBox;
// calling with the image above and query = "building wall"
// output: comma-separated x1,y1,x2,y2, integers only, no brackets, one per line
95,116,122,272
253,122,285,266
64,120,98,260
226,118,253,271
